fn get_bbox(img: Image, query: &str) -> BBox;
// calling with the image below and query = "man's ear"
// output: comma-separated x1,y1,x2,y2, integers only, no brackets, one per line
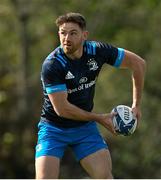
58,31,60,37
83,30,89,40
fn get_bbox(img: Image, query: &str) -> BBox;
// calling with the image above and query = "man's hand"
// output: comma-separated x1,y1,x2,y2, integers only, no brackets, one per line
131,105,141,126
131,106,141,120
98,113,117,135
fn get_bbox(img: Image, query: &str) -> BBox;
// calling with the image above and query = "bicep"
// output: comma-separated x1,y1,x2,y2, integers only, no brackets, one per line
48,91,68,116
120,50,145,70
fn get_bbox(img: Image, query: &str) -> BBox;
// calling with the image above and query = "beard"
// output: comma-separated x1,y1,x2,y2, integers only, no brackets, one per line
63,45,76,54
62,40,83,55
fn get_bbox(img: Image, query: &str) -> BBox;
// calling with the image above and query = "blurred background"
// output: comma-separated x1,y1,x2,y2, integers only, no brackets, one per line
0,0,161,178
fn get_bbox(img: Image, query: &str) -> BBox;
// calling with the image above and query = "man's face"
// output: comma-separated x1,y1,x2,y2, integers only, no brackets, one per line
58,22,88,55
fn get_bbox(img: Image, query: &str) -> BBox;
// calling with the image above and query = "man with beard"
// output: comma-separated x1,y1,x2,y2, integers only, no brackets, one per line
35,12,146,179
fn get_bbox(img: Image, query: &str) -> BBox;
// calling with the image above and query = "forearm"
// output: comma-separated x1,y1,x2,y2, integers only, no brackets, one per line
48,92,104,122
132,58,146,107
121,50,146,107
49,93,116,133
56,101,104,122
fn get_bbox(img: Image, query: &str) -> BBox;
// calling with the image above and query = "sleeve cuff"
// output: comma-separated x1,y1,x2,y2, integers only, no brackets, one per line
46,84,67,94
114,48,125,67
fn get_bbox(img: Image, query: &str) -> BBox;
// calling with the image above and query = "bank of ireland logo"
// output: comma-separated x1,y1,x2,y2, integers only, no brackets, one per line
79,77,88,84
87,58,98,71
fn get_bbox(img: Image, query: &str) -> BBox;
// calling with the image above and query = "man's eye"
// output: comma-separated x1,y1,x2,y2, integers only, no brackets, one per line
71,32,77,35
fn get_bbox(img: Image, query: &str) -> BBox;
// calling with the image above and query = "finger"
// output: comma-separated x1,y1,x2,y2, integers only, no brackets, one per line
111,128,117,136
106,126,116,135
111,112,117,116
109,122,117,135
131,108,137,117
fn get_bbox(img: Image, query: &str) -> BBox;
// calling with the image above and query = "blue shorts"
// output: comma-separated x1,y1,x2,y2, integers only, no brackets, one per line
35,121,108,161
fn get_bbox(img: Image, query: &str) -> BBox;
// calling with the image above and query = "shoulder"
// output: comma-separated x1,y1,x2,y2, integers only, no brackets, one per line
84,41,125,66
43,46,67,70
84,40,117,54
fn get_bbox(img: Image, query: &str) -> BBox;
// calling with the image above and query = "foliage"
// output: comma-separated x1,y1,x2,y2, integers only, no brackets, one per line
0,0,161,178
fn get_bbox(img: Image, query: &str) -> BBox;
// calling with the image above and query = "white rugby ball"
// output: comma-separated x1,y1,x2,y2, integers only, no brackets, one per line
111,105,137,136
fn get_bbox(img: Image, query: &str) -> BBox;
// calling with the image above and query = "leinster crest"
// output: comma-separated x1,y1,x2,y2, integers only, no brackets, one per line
87,58,98,71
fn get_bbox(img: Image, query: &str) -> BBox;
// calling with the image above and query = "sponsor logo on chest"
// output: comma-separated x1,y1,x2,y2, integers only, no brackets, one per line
79,77,88,84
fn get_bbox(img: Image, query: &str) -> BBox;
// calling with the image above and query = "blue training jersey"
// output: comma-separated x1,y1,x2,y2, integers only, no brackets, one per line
40,40,125,128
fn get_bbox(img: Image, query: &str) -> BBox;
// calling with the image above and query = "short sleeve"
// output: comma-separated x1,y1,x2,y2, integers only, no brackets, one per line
113,48,125,67
95,42,125,67
41,59,67,94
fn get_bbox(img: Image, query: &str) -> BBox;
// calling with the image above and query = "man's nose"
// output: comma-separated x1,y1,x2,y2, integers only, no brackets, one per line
64,33,71,40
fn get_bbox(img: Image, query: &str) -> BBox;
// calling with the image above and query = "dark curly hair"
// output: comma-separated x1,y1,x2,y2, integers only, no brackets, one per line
55,12,86,30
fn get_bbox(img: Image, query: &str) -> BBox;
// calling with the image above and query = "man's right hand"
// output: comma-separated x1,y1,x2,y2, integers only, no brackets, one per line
98,113,117,135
